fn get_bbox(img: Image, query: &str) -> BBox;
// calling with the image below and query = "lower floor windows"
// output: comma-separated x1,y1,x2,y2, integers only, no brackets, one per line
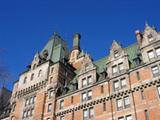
22,108,34,118
116,96,130,111
151,65,160,77
83,107,94,120
157,86,160,97
118,114,132,120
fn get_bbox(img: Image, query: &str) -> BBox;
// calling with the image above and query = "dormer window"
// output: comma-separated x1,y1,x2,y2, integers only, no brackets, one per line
119,63,124,73
88,76,92,85
112,65,118,75
114,50,119,58
81,76,93,88
147,34,154,41
82,78,87,87
147,50,155,60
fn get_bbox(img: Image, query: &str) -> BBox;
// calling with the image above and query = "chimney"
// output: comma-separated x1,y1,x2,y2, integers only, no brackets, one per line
73,33,81,50
135,30,143,45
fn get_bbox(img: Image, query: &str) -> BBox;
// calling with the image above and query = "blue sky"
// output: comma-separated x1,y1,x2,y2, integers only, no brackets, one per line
0,0,160,90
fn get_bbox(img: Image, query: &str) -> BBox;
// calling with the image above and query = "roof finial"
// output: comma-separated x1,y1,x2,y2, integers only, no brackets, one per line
145,21,149,27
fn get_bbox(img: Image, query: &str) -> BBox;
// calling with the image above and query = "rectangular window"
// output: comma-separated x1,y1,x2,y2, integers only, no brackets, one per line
121,78,127,88
124,96,130,108
126,115,133,120
114,80,119,91
48,103,52,112
156,47,160,57
23,111,26,118
119,63,124,72
88,90,92,100
82,78,87,87
83,109,88,120
144,109,149,120
30,109,34,116
148,50,155,59
60,100,64,109
151,66,159,77
82,92,87,101
117,99,123,111
157,86,160,97
25,99,29,106
89,107,94,118
49,90,54,98
112,65,118,75
88,76,92,84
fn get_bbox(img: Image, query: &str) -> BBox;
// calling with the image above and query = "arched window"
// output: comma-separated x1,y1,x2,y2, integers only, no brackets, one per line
23,77,27,84
31,73,34,81
33,64,36,70
38,70,42,77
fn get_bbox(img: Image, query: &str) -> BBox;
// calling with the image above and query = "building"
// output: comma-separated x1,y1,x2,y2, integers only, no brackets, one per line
0,87,12,120
10,24,160,120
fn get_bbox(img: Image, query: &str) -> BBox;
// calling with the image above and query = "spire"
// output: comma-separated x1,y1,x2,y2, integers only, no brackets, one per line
73,33,81,50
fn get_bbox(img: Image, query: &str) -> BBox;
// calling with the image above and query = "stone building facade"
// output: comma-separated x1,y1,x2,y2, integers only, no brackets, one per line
10,24,160,120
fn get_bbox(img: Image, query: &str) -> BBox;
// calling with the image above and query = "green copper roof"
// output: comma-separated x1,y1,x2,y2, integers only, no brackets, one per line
67,42,139,94
41,33,69,63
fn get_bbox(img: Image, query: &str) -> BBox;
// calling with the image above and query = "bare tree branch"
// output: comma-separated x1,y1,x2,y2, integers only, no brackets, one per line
0,49,11,88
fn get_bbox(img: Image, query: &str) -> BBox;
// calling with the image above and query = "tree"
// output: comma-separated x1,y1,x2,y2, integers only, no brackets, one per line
0,49,11,88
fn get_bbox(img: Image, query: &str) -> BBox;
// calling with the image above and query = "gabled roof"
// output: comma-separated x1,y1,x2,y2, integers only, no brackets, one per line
67,42,139,93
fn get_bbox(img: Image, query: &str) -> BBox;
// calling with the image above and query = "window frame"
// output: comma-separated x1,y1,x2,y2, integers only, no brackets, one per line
151,65,160,77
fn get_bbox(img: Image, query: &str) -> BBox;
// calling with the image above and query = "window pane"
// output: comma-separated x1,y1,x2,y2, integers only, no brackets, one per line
82,78,87,87
112,65,117,74
124,96,130,108
82,93,87,101
88,91,92,100
152,66,159,76
119,63,124,71
157,86,160,96
114,81,119,90
117,99,123,110
156,48,160,56
48,104,52,112
148,50,155,59
126,115,132,120
88,76,92,84
89,107,94,118
60,100,64,109
83,109,88,120
121,79,126,88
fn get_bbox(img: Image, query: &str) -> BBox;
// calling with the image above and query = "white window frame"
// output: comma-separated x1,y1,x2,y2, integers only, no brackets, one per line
156,47,160,57
148,50,155,59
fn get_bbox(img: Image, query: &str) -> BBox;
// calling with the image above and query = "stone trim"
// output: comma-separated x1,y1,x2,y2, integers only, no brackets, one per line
14,79,47,99
55,78,160,116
